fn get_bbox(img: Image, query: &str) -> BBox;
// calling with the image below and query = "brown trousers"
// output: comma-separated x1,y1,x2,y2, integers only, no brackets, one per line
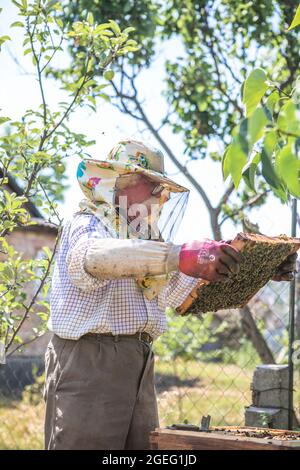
43,333,159,450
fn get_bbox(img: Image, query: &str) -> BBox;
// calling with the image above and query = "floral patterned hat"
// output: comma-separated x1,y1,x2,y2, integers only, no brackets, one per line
77,138,189,204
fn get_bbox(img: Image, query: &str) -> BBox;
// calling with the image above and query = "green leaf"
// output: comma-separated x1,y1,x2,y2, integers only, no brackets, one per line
108,19,121,36
122,27,136,34
272,186,288,203
42,246,52,259
0,35,11,46
11,0,22,8
87,12,94,25
117,45,140,53
124,39,138,47
275,144,300,198
10,21,24,28
93,84,109,92
222,139,247,188
247,107,268,148
86,95,96,108
84,79,97,88
46,0,61,11
263,130,277,157
261,148,282,190
2,264,15,281
0,117,11,125
98,93,111,102
222,147,230,180
55,17,63,29
242,152,261,191
242,68,269,117
237,118,249,155
287,4,300,30
277,100,300,137
94,23,112,33
260,130,284,192
97,29,114,37
265,90,280,114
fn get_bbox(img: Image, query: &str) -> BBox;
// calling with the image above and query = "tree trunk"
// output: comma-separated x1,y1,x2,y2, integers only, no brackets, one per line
240,305,275,364
210,210,222,241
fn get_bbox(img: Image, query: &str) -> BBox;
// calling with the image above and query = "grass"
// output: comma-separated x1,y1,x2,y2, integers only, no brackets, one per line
0,397,44,450
155,358,253,428
0,358,254,450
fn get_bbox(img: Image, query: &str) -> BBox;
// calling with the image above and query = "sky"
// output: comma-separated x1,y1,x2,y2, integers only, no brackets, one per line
0,1,298,244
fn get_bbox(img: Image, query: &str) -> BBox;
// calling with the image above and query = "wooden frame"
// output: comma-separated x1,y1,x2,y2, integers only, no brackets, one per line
150,426,300,450
176,232,300,316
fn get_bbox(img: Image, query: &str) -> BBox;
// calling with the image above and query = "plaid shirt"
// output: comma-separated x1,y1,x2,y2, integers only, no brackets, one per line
48,213,199,340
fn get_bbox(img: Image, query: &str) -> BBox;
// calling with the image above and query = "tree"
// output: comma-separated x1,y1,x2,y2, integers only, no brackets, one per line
223,7,300,201
60,0,300,240
0,0,139,360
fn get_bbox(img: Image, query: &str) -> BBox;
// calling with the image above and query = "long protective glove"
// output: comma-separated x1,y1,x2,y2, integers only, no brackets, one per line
178,238,242,282
84,238,181,279
84,238,241,282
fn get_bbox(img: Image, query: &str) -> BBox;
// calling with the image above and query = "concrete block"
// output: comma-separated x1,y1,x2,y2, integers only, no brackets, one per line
252,365,288,390
251,365,288,408
245,406,288,429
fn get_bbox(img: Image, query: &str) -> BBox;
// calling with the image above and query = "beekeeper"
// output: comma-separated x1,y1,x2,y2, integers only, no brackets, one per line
43,138,296,450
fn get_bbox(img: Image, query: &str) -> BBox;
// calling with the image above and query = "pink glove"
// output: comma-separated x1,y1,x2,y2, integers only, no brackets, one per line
179,238,242,282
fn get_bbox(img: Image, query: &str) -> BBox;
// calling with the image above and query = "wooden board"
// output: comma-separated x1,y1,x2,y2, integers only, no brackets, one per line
149,426,300,450
176,232,300,316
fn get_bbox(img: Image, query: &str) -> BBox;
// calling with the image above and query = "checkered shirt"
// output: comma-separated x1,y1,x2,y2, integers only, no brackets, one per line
48,213,199,340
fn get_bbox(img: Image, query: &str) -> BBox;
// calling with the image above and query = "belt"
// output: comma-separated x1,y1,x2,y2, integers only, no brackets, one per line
83,331,153,344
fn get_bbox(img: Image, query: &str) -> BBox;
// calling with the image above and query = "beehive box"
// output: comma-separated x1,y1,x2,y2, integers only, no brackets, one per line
149,426,300,450
176,232,300,316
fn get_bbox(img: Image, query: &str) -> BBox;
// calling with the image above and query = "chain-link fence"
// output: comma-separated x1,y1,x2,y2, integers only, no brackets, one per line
0,267,299,449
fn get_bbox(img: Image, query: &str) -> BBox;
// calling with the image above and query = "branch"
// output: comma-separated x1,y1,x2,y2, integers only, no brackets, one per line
40,34,64,74
156,106,174,133
110,80,144,121
45,75,90,139
27,15,47,127
278,129,300,139
202,9,243,116
215,182,235,216
111,72,214,214
219,190,269,227
6,45,35,76
47,37,120,142
7,332,45,357
212,25,242,85
37,179,64,225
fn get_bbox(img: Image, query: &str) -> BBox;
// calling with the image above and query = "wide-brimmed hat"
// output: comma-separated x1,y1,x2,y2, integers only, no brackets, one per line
77,138,189,203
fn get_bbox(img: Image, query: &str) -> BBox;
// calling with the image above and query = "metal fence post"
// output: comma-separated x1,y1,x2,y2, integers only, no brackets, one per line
288,197,297,429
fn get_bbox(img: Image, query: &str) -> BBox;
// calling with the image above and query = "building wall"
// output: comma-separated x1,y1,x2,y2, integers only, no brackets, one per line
2,227,57,357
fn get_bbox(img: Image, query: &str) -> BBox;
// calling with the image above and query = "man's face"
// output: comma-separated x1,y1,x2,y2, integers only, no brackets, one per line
114,173,169,222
